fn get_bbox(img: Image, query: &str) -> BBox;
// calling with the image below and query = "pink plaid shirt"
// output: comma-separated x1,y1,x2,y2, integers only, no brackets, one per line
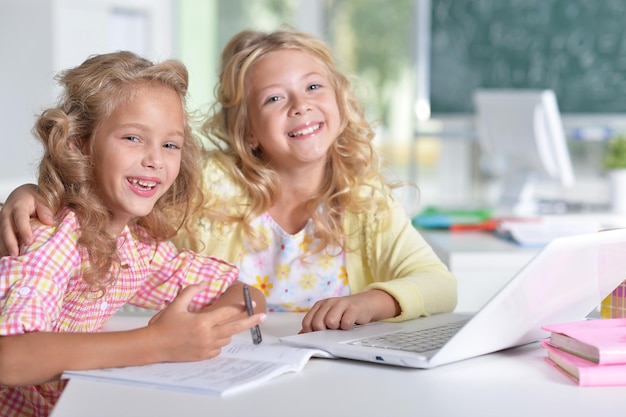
0,210,238,417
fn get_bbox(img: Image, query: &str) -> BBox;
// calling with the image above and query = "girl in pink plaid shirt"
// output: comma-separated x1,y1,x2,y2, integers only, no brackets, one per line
0,51,266,417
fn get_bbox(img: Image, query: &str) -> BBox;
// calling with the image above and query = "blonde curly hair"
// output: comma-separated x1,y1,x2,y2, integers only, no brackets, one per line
200,28,395,256
34,51,203,295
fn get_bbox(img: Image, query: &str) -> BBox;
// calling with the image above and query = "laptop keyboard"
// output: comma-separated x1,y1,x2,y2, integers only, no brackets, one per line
348,320,469,353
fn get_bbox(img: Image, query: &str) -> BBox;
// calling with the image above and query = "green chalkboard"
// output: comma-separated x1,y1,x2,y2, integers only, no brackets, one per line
430,0,626,114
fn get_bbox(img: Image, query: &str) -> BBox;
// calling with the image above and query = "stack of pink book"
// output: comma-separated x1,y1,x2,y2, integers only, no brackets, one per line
541,318,626,386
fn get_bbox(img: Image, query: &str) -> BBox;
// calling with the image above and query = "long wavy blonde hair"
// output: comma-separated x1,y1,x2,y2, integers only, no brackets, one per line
35,51,203,295
201,28,395,255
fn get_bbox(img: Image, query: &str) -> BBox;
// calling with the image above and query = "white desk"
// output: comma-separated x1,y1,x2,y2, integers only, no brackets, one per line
51,313,626,417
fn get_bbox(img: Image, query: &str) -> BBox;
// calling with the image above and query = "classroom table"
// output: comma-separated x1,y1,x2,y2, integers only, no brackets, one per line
50,312,626,417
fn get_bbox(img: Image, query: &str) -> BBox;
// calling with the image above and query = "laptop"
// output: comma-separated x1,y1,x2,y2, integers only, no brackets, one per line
280,228,626,368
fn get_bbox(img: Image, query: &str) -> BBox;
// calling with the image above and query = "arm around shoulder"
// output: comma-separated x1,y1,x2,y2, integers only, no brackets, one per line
0,184,54,256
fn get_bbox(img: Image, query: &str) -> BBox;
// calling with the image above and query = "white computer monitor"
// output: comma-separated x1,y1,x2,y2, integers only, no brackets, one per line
473,89,575,215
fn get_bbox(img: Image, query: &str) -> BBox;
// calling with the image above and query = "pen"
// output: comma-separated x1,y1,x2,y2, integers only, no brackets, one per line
243,284,262,345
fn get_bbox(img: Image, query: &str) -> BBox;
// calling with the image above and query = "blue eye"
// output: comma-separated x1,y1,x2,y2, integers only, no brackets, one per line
266,96,280,104
164,142,181,150
308,84,321,91
124,135,140,142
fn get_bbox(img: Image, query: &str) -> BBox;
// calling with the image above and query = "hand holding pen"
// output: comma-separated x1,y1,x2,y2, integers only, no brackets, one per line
243,284,263,344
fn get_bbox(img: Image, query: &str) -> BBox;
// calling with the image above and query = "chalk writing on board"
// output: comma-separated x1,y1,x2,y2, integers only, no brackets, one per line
430,0,626,114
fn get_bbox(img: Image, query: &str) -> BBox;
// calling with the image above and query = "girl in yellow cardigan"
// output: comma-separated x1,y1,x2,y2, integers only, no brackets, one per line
0,28,456,333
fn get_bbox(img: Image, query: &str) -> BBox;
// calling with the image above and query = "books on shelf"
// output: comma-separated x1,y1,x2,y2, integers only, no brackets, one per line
541,342,626,387
411,206,495,230
542,317,626,364
62,334,334,396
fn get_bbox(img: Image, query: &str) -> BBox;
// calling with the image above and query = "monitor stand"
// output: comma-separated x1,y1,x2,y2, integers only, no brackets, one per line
497,171,538,216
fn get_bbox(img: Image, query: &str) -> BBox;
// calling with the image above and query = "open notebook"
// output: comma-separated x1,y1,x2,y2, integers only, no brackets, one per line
280,228,626,368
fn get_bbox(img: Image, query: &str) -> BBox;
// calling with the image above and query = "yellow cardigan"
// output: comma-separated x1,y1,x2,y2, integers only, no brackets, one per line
175,157,457,321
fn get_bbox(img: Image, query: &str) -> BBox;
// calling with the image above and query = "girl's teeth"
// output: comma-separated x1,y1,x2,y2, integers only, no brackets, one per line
289,124,320,137
129,179,156,189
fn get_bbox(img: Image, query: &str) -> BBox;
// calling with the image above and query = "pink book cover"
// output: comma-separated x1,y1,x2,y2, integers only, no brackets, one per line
541,318,626,364
541,342,626,386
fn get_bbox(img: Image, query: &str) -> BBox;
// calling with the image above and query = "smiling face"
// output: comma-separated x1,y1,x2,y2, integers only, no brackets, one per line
90,84,185,232
245,49,341,174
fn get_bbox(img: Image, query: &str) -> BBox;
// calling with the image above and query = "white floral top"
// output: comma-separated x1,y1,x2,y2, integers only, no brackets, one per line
237,212,349,312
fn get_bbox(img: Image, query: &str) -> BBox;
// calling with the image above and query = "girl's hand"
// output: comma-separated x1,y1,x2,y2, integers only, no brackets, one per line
147,283,266,362
0,284,266,386
0,184,54,256
300,289,400,333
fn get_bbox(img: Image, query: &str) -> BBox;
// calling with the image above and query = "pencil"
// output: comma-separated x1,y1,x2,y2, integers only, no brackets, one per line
243,284,262,344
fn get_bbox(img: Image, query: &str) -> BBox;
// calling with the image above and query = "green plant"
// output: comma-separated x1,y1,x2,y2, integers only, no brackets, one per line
603,135,626,170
